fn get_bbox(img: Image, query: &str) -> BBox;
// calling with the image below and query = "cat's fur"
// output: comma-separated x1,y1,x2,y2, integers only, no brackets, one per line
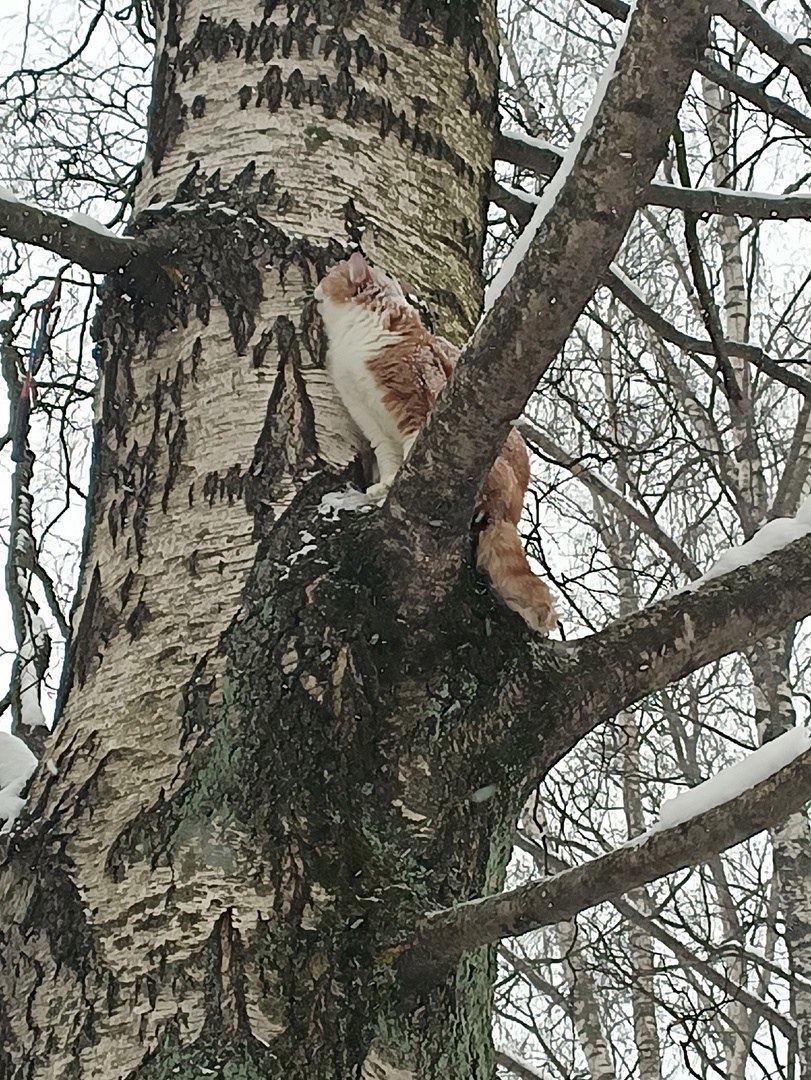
315,252,557,633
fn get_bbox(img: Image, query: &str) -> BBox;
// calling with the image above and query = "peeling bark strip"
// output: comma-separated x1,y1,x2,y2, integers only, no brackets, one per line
385,0,710,620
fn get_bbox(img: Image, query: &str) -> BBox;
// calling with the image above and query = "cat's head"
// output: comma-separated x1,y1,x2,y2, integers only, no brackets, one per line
314,252,410,314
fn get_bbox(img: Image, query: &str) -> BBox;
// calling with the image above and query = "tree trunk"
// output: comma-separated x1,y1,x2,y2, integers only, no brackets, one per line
0,4,509,1076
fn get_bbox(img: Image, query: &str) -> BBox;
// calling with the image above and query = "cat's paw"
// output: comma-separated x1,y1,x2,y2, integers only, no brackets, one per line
365,480,393,501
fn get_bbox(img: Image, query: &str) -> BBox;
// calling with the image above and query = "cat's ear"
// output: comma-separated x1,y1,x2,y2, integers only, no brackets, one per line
348,251,370,287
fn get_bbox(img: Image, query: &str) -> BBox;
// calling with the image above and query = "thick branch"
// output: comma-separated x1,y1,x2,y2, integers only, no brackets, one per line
0,193,144,273
383,0,709,615
586,0,811,113
514,834,798,1048
555,533,811,761
475,530,811,805
397,745,811,993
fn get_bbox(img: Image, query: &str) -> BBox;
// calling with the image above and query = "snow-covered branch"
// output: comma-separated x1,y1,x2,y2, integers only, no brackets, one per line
0,188,144,273
495,134,811,220
514,833,798,1048
556,530,811,758
397,734,811,995
382,0,709,619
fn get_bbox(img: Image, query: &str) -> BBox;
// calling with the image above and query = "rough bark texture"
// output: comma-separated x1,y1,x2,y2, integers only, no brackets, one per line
0,3,502,1077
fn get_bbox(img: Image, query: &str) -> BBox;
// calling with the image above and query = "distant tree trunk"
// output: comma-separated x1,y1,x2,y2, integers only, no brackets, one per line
0,3,505,1077
599,320,663,1080
703,70,811,1075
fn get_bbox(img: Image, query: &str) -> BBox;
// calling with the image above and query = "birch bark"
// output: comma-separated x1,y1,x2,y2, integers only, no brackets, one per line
0,3,500,1077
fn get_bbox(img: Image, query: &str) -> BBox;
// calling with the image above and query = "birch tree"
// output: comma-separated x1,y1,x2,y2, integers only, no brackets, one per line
2,1,811,1078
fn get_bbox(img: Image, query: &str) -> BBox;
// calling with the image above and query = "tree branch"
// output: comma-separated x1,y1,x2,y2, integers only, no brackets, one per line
698,54,811,138
382,0,709,619
585,0,811,104
396,744,811,994
605,266,811,399
490,180,811,399
518,420,702,579
494,137,811,220
551,533,811,765
513,834,798,1049
0,192,145,273
713,0,811,106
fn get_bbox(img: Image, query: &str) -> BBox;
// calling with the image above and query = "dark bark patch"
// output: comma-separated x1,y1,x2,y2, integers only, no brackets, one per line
249,66,483,180
162,417,188,512
125,595,152,642
68,566,118,689
177,16,247,79
20,851,101,979
202,464,245,506
145,48,186,177
191,94,207,118
245,314,325,523
397,0,496,71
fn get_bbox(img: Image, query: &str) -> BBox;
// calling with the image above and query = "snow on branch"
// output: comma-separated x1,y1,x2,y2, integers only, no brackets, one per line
0,187,145,273
495,134,811,220
484,522,811,799
555,531,811,758
396,733,811,995
383,0,710,619
0,732,37,833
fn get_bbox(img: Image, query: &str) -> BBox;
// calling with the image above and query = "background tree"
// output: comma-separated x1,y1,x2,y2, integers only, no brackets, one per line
1,1,811,1078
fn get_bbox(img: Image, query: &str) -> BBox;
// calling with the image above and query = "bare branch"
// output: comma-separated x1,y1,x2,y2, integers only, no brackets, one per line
397,745,811,994
606,268,811,399
518,419,702,579
382,0,709,618
699,54,811,138
582,0,811,135
490,180,811,399
563,534,811,751
713,0,811,105
0,193,144,274
514,833,799,1049
647,184,811,221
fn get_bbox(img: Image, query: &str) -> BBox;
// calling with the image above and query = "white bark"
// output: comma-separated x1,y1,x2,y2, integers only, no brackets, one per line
2,1,498,1074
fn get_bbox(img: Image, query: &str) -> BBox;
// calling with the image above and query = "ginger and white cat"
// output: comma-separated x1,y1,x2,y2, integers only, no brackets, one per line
314,252,557,633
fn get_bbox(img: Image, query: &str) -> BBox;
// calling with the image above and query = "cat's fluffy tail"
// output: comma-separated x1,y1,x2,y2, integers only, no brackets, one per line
476,520,557,633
